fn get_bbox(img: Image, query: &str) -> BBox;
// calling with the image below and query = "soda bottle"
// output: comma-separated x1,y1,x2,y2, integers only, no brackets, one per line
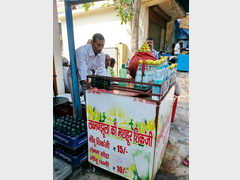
67,126,71,137
142,60,150,89
70,128,77,137
134,60,143,89
62,124,67,135
152,67,164,100
58,123,63,133
119,64,128,87
148,60,154,83
76,125,80,135
55,122,60,131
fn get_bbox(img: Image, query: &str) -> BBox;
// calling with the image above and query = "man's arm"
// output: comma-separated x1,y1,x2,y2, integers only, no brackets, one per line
76,48,88,81
175,44,181,51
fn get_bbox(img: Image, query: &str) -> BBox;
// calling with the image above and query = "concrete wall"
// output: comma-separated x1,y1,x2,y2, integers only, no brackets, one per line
138,4,149,49
165,20,175,53
53,0,65,94
59,7,131,60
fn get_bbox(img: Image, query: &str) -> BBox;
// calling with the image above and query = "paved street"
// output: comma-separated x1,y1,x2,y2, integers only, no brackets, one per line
157,71,189,180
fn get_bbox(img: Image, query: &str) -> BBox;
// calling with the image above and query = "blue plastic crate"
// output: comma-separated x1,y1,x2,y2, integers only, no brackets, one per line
53,130,87,150
54,147,88,167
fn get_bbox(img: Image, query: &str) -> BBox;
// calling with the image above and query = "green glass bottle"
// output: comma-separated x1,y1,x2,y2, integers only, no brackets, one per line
62,124,67,134
76,125,80,135
54,122,59,130
71,124,76,132
58,123,63,133
70,128,77,137
67,126,71,136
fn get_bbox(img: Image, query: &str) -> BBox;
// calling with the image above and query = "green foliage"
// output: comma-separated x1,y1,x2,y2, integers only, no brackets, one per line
82,2,95,12
84,0,134,25
113,0,134,24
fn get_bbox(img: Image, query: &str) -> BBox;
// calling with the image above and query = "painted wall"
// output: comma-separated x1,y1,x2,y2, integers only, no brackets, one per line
59,8,131,60
53,0,65,95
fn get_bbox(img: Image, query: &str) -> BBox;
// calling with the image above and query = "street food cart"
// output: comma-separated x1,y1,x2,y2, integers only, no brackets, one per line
85,76,175,179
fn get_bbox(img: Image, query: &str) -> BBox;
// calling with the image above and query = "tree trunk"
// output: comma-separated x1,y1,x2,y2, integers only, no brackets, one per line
131,0,141,57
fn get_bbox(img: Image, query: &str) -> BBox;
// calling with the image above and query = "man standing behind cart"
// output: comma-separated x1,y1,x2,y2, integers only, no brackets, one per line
67,33,108,101
146,37,159,59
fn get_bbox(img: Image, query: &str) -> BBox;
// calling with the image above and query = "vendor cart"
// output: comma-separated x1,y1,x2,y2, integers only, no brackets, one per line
85,76,175,180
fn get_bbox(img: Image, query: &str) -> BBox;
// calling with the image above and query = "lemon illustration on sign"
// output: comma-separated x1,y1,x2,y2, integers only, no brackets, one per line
87,105,94,118
106,116,112,122
146,120,155,131
129,163,137,172
137,121,146,133
93,111,101,121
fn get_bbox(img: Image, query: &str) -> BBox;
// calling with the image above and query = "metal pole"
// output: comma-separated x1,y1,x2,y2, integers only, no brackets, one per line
64,1,82,120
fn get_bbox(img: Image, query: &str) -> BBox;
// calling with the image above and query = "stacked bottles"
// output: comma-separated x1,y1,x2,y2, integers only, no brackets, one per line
135,60,155,90
133,57,177,96
150,62,178,100
152,67,164,100
54,115,87,137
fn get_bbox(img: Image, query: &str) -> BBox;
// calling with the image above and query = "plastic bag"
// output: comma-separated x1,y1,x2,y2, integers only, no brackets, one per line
127,52,157,78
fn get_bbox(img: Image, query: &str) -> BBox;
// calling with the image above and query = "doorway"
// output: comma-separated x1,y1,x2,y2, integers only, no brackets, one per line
148,5,170,52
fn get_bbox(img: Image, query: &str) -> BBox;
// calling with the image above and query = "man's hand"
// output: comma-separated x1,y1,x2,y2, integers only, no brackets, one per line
80,80,91,90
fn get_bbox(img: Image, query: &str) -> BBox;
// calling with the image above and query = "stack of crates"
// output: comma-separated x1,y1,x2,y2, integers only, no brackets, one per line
53,104,88,167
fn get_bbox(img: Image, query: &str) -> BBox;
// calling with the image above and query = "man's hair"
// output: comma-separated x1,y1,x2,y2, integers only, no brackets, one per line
92,33,105,42
146,37,153,41
62,57,69,66
110,58,115,66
